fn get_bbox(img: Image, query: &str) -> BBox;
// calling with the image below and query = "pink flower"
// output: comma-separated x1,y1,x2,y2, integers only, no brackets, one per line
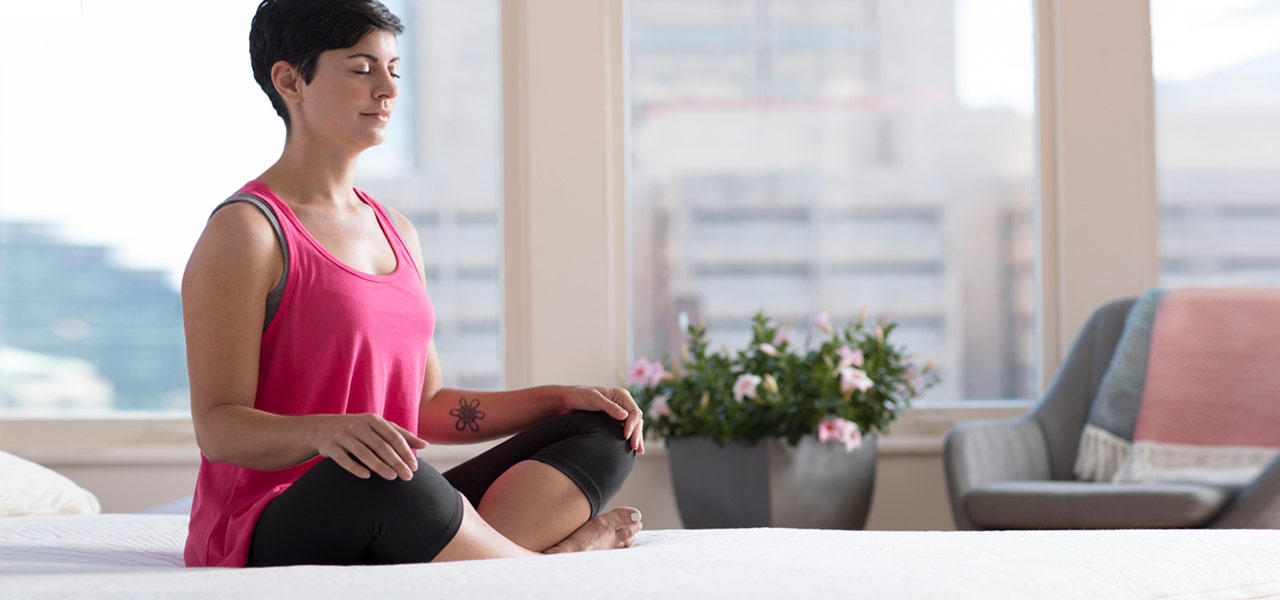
627,358,665,388
647,394,671,419
837,345,863,369
733,373,762,402
818,419,842,441
626,358,653,387
812,312,833,335
817,417,862,452
646,361,668,387
837,366,874,395
757,343,779,357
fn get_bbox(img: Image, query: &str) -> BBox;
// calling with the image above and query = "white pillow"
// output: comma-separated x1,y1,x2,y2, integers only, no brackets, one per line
0,450,101,516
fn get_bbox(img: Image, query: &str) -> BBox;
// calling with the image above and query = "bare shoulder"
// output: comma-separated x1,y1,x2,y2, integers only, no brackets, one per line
183,201,282,301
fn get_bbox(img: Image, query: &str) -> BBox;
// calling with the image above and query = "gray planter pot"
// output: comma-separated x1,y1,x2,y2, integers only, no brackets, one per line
667,434,877,529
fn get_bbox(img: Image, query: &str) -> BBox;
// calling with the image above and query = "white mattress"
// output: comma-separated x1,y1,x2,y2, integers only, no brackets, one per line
4,514,1280,599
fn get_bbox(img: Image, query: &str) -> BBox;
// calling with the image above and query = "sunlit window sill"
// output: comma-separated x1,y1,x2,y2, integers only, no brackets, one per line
0,401,1032,464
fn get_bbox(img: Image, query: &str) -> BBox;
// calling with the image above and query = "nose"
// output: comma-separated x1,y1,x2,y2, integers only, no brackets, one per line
375,69,398,102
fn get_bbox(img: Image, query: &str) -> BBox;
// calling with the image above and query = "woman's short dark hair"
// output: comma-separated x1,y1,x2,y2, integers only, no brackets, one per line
249,0,403,129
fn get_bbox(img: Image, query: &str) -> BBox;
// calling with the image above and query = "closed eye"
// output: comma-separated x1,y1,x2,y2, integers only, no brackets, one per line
353,70,400,79
346,52,401,77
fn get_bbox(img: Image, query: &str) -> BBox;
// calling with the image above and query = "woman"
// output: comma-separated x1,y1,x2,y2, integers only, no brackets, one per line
182,0,643,567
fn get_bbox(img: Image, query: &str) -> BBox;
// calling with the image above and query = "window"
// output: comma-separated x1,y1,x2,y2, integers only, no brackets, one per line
0,0,502,415
628,0,1037,401
1152,0,1280,287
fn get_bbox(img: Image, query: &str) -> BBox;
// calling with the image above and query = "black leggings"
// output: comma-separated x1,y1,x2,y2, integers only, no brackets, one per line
247,411,635,566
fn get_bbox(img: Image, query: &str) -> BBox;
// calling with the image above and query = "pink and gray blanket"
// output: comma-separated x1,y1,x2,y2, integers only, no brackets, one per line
1075,287,1280,484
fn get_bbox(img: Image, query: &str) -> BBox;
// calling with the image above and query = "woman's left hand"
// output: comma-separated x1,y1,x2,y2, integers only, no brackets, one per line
563,385,645,454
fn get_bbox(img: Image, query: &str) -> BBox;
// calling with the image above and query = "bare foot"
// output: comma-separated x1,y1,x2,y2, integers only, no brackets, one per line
543,507,642,554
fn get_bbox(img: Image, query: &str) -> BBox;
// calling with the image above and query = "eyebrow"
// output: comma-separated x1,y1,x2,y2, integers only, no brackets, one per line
346,53,400,64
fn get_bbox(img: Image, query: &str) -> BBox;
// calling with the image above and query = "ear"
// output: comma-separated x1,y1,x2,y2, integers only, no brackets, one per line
270,60,304,104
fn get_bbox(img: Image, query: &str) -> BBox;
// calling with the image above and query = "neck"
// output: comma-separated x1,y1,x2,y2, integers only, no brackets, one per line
257,129,362,207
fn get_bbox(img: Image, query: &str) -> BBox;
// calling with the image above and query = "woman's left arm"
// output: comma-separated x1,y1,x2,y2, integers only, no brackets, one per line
417,346,644,453
389,207,644,453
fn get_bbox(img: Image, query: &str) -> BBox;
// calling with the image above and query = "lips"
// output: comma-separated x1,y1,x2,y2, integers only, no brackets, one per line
362,111,391,121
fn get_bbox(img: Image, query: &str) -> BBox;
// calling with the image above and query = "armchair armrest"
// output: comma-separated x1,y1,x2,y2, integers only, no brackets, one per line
1211,454,1280,529
943,416,1052,530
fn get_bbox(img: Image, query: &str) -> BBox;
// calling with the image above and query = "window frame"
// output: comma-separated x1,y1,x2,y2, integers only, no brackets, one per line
0,0,1158,456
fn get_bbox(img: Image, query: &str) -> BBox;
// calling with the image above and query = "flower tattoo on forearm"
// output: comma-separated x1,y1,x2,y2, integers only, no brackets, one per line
450,397,485,432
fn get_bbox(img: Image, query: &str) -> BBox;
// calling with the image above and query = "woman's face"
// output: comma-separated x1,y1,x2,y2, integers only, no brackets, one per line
291,28,399,151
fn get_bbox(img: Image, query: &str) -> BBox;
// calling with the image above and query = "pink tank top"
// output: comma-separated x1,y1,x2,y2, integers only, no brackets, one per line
184,181,435,567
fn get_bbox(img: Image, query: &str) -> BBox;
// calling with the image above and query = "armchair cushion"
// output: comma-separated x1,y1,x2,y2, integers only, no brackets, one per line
1077,287,1280,484
963,481,1233,529
1113,287,1280,484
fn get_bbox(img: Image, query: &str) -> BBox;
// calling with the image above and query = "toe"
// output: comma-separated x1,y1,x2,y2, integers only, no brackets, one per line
603,507,641,529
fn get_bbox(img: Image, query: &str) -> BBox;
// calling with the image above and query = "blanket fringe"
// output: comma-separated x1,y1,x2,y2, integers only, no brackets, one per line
1112,441,1280,485
1074,425,1132,481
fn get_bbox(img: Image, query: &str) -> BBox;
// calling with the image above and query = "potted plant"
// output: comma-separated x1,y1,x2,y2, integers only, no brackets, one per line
627,310,937,529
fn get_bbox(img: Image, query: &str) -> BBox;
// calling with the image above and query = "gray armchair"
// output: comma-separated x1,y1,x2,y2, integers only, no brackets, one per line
944,297,1280,530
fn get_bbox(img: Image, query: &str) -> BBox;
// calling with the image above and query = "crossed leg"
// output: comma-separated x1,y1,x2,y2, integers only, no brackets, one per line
433,411,641,561
247,411,639,565
432,463,640,561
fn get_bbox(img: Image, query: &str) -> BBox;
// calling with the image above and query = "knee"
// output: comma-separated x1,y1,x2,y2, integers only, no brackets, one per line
561,411,637,463
559,411,637,478
560,409,630,442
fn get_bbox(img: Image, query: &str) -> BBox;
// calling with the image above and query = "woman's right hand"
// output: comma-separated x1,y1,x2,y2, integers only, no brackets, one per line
312,413,429,480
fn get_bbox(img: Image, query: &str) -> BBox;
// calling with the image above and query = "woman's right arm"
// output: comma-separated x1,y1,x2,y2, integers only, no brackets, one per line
182,203,424,480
